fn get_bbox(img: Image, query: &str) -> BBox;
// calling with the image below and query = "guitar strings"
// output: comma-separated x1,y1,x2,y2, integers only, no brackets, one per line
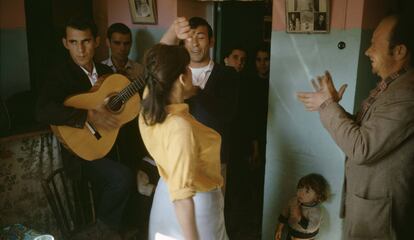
107,76,146,109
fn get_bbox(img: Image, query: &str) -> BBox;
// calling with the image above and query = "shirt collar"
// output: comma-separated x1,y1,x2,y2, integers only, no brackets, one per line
190,60,214,89
79,62,96,74
190,60,214,72
105,57,133,70
103,57,114,67
125,59,133,69
79,63,98,85
379,67,409,91
301,201,319,207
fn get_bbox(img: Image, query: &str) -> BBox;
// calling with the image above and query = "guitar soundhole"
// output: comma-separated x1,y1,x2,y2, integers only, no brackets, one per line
106,95,124,113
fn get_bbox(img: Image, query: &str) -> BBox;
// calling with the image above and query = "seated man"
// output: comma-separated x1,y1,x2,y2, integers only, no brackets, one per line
102,22,143,85
102,22,148,237
36,16,133,239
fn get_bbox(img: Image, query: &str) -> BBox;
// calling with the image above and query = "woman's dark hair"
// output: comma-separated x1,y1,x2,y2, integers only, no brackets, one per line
141,44,190,125
297,173,329,202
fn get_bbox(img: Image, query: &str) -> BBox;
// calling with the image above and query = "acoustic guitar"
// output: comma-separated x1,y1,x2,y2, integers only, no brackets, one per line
51,73,145,160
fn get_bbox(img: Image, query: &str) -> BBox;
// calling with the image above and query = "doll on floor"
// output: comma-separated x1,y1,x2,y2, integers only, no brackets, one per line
275,173,329,240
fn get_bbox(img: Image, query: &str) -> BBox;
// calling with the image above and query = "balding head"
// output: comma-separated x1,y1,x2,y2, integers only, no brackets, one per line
365,14,412,79
387,14,413,67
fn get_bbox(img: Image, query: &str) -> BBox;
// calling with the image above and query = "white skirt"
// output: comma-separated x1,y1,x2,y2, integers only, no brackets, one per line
149,178,228,240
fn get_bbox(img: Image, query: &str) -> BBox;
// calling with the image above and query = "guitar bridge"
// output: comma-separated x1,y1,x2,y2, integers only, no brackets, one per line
85,122,102,140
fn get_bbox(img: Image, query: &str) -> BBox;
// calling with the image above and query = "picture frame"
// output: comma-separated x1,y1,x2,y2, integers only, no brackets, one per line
128,0,157,24
285,0,329,33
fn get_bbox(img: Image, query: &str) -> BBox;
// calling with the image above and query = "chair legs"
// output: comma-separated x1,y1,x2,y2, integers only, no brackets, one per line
42,168,96,240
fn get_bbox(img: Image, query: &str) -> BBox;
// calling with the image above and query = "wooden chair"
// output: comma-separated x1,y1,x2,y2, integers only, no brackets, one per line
0,96,11,136
42,167,97,239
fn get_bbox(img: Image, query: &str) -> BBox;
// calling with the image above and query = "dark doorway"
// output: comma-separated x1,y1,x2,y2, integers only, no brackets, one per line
4,0,94,135
24,0,93,92
214,1,272,67
214,2,272,239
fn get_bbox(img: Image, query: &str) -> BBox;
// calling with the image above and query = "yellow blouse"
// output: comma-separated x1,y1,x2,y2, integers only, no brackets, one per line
139,103,223,201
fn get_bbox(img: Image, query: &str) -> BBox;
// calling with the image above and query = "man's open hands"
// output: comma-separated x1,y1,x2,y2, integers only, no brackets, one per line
297,71,347,111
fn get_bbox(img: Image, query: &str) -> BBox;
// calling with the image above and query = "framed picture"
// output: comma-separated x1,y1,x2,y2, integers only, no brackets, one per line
128,0,157,24
286,0,329,33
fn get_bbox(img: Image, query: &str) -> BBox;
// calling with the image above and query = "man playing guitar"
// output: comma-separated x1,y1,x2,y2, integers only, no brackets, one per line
36,15,133,240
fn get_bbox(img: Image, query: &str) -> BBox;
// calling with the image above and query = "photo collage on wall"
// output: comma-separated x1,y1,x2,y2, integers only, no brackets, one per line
286,0,329,33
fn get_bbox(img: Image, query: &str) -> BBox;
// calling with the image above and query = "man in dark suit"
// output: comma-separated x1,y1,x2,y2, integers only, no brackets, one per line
36,16,133,239
161,17,240,237
297,14,414,239
103,22,149,237
161,17,239,189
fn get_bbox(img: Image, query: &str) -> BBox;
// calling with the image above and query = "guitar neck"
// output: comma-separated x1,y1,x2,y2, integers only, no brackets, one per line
120,75,146,100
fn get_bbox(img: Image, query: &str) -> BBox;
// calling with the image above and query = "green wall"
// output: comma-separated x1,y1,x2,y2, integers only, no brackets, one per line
129,28,167,63
0,28,30,99
262,29,376,239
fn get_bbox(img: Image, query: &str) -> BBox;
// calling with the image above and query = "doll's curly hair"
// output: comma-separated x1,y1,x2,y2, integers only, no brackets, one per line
297,173,329,202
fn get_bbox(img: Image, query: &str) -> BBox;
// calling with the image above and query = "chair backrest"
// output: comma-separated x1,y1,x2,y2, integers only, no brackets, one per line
0,96,11,136
42,168,95,239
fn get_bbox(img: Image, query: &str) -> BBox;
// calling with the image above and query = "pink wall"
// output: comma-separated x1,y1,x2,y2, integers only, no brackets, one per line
106,0,209,30
0,0,26,29
99,0,210,61
272,0,391,31
177,0,209,19
107,0,177,29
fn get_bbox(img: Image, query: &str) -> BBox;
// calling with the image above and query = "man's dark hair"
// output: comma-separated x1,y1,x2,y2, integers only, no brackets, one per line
224,45,247,58
189,17,213,39
297,173,329,202
255,42,270,56
107,22,132,40
389,14,414,66
64,15,98,38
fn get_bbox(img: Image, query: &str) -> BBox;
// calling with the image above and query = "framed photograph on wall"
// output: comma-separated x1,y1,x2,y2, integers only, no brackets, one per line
128,0,157,24
286,0,329,33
